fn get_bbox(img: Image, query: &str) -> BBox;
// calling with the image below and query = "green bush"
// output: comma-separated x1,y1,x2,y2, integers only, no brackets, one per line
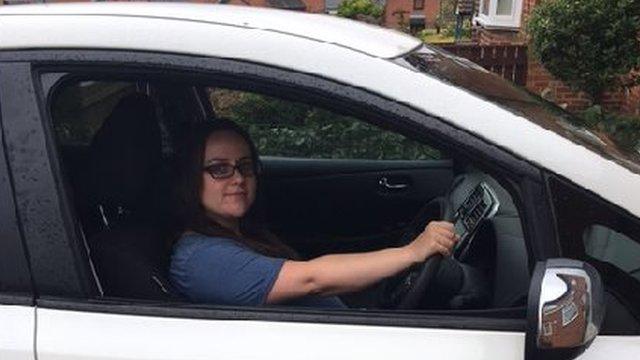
579,105,640,151
220,92,439,160
336,0,383,20
528,0,640,104
608,116,640,151
435,0,457,32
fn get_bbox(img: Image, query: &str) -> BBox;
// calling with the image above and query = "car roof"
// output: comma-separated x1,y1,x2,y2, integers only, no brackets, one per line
0,2,421,59
1,3,639,217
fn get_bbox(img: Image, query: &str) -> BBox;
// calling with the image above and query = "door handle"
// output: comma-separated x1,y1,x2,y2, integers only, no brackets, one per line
379,177,408,190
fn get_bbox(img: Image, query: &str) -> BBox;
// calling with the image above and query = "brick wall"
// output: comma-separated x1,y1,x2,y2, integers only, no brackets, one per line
384,0,411,29
521,0,538,25
384,0,439,30
622,75,640,116
423,0,438,27
526,57,631,113
304,0,324,13
477,28,524,45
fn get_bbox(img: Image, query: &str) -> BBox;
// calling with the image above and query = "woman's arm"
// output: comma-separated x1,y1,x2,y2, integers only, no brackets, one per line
266,221,458,304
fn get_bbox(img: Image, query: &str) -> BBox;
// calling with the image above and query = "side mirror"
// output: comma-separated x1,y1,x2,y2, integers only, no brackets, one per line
526,259,605,360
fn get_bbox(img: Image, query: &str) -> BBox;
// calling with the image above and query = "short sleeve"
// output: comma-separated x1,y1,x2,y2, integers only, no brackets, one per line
170,236,285,306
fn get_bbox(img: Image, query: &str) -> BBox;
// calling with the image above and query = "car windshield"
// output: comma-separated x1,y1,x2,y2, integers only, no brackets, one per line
399,45,640,175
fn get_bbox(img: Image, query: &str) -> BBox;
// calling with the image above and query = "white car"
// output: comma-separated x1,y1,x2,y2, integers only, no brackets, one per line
0,3,638,360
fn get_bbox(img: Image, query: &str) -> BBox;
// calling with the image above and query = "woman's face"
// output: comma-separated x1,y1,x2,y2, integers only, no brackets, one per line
200,130,257,229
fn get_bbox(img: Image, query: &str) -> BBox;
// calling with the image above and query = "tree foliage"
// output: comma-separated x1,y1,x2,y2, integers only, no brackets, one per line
528,0,640,103
336,0,383,21
212,91,440,160
582,105,640,151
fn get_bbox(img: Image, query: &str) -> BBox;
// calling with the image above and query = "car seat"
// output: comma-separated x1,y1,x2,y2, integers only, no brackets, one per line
84,93,179,300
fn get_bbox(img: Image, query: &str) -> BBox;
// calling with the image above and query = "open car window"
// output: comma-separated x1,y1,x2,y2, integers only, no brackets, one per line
584,225,640,283
45,73,529,319
207,88,441,160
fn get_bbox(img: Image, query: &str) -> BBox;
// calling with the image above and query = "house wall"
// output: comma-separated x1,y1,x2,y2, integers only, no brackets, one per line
384,0,439,31
304,0,324,12
424,0,439,27
622,73,640,116
521,0,538,22
527,58,631,113
384,0,412,30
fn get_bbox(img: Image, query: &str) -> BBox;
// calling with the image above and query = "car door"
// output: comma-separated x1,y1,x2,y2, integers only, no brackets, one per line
0,63,37,360
3,50,555,360
261,158,453,256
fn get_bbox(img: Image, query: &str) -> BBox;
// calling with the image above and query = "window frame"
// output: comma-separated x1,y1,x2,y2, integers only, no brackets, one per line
1,49,555,331
413,0,424,11
0,63,34,305
0,61,98,299
475,0,523,29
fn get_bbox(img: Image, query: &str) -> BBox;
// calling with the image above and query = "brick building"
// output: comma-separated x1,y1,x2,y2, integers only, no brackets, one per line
383,0,439,32
474,0,640,115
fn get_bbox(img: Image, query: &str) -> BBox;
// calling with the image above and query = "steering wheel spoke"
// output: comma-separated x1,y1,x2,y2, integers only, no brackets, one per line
382,196,452,309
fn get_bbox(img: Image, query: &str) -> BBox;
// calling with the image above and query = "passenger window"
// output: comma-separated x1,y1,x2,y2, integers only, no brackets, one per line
207,88,440,160
583,224,640,282
550,177,640,282
549,175,640,331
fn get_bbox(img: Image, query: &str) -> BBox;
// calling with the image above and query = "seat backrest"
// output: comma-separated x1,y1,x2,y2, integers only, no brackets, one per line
84,93,177,300
86,93,164,230
89,227,178,300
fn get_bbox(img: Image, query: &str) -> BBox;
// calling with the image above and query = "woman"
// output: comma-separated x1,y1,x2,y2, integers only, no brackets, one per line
170,119,458,308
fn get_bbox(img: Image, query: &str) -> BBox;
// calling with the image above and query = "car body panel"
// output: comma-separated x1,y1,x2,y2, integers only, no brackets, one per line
0,3,421,59
261,157,453,256
578,336,640,360
37,308,524,360
0,4,638,218
0,305,34,360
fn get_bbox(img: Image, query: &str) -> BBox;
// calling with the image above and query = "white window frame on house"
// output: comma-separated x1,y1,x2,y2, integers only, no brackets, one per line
475,0,523,30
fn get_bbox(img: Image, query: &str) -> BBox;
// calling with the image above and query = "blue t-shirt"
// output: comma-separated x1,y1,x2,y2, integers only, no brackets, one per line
170,233,346,308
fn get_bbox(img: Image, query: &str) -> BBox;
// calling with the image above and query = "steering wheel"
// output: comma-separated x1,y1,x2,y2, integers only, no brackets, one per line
382,196,454,310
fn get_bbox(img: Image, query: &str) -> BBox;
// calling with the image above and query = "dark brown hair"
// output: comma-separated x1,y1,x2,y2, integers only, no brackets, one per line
171,119,297,259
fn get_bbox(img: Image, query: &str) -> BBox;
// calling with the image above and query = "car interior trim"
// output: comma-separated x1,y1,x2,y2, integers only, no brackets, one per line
0,294,34,306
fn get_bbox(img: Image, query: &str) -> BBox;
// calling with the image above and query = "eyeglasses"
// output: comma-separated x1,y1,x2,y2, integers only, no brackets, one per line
203,159,258,180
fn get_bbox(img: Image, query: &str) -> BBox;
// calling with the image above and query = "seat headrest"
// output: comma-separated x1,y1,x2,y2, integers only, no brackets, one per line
87,93,163,227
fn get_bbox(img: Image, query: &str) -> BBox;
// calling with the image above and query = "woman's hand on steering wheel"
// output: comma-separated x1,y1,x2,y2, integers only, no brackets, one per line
404,221,459,263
